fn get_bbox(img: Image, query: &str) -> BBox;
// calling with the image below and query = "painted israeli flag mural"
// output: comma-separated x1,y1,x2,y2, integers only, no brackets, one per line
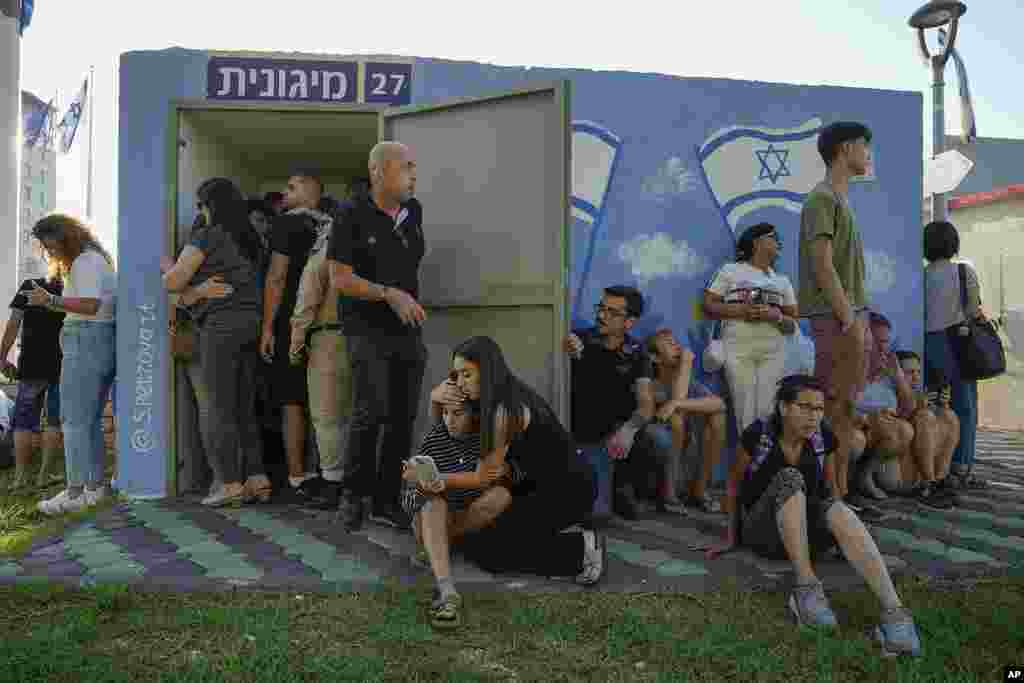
697,118,826,232
571,121,622,224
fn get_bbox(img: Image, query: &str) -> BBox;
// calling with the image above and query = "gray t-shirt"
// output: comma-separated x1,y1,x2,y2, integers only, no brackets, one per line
187,224,262,324
924,260,981,333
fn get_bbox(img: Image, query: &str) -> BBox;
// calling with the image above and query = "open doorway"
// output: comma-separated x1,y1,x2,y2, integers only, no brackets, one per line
172,103,381,494
167,85,571,498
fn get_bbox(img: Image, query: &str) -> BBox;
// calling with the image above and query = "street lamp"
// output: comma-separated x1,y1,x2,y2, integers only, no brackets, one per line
909,0,967,222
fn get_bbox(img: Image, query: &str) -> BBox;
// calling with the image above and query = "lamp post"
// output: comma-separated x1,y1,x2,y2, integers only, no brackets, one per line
910,0,967,223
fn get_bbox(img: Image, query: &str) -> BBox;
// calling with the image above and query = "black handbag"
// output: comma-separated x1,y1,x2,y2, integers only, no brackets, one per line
953,263,1006,381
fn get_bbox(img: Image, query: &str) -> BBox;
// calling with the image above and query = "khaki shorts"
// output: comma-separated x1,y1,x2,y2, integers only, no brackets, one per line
809,311,874,402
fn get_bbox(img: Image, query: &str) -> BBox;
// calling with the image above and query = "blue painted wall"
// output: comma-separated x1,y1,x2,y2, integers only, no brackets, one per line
118,50,923,497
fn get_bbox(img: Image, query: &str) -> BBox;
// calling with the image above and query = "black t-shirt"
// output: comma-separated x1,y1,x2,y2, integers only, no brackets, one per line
738,418,836,512
270,212,318,337
9,279,65,382
326,197,425,337
569,327,654,444
506,398,590,490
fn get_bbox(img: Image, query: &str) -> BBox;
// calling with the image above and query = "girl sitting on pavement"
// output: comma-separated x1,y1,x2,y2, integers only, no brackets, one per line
708,374,921,657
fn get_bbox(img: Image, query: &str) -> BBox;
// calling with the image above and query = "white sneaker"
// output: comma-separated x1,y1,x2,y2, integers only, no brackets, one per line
575,529,607,586
84,487,107,506
37,489,89,516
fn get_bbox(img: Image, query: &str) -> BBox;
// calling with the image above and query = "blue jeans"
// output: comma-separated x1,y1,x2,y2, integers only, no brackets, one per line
925,329,977,468
60,321,116,487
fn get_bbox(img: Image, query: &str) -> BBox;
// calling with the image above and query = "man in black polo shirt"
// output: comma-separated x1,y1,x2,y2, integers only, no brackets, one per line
1,277,65,490
261,172,323,497
564,285,656,521
328,141,426,532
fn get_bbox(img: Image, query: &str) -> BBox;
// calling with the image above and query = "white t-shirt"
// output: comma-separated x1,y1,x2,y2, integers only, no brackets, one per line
64,250,117,322
706,262,796,332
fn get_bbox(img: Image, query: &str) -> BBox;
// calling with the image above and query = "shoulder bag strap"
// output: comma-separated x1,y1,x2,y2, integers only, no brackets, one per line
957,263,969,320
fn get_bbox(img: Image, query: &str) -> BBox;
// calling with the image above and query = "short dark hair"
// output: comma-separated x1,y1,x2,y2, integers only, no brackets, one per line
923,220,960,262
735,222,778,262
868,311,892,330
603,285,644,318
817,121,872,166
291,171,324,195
895,350,920,364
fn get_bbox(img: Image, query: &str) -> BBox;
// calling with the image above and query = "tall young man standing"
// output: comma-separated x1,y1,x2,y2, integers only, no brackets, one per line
329,142,427,532
798,122,873,504
261,173,323,498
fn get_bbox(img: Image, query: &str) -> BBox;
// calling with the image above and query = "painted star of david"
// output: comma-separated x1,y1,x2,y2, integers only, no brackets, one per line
755,144,792,184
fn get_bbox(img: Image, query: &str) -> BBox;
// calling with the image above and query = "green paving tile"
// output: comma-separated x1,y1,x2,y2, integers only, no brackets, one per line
906,515,953,534
320,559,382,583
0,562,21,577
655,559,709,577
615,549,674,568
945,547,998,564
872,527,918,546
177,540,229,557
88,562,146,581
204,564,264,581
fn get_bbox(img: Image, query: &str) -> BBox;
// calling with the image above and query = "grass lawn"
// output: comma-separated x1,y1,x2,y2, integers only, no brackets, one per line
0,576,1020,683
0,419,117,557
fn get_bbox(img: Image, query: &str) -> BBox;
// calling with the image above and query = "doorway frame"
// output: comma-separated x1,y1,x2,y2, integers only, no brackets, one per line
165,99,385,495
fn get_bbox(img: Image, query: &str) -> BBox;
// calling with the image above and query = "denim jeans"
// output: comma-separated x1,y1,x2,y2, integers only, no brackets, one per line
925,329,977,468
60,321,116,487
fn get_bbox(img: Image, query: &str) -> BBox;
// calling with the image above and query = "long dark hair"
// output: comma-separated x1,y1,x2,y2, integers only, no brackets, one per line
32,213,114,281
451,336,556,454
769,374,828,436
196,178,263,265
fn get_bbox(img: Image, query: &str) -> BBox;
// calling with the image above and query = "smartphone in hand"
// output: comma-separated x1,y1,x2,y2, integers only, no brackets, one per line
410,455,441,484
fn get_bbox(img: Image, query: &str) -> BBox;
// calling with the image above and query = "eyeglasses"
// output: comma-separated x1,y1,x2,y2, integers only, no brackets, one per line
594,304,628,320
792,402,826,415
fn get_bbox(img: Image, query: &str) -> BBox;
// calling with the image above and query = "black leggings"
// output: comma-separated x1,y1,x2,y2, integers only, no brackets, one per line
459,470,595,576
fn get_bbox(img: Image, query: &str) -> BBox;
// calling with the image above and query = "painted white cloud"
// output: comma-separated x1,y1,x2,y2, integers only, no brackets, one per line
617,232,709,285
641,157,699,201
865,249,898,295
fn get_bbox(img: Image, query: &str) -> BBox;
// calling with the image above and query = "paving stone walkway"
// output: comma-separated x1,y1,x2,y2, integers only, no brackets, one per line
3,429,1023,594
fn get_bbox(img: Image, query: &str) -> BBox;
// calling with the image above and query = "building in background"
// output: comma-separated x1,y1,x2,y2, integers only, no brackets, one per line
20,90,56,282
924,136,1024,350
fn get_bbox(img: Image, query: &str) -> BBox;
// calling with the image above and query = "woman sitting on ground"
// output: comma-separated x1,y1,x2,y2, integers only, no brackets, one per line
426,336,606,587
401,392,516,629
709,374,921,657
643,329,727,513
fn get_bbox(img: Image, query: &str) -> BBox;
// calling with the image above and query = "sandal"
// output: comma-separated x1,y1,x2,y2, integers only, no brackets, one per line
431,594,462,630
202,483,246,508
243,475,273,504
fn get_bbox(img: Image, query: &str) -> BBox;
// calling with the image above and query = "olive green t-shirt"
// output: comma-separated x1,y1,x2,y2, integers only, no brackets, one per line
797,182,868,317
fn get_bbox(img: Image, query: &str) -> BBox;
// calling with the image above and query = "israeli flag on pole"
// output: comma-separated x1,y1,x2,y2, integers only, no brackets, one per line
58,77,88,154
697,118,825,233
939,28,977,144
570,120,623,320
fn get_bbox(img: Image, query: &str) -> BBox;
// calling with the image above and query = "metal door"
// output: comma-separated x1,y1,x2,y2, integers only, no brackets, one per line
380,83,572,444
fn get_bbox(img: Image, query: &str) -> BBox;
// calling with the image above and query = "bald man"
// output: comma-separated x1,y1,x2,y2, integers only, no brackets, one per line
327,142,427,532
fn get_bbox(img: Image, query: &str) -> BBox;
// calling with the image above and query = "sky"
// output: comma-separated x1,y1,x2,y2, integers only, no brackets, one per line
17,0,1024,258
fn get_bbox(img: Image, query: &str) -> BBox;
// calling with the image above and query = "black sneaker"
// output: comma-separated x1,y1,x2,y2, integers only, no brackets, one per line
306,481,342,510
847,495,888,522
370,503,411,531
933,477,961,506
912,481,953,510
613,485,641,520
292,476,326,504
338,494,366,533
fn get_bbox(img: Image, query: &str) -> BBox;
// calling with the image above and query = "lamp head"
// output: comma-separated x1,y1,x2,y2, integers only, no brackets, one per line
908,0,966,29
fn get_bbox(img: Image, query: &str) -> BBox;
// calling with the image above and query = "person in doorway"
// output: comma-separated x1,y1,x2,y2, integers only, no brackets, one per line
328,142,427,531
401,395,515,629
797,121,874,501
290,198,350,510
922,220,988,491
704,222,798,434
642,329,728,513
709,375,922,656
430,336,605,585
162,178,267,506
564,285,656,521
30,215,117,515
1,275,66,490
261,172,325,501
